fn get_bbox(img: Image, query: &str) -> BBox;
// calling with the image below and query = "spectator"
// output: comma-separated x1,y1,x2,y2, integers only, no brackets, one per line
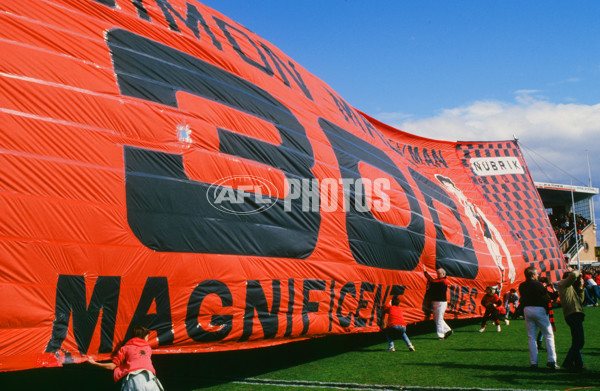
584,273,600,306
518,267,558,370
558,267,586,372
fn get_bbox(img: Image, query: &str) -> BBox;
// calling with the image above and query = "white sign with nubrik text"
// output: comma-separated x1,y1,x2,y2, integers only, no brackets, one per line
470,157,524,176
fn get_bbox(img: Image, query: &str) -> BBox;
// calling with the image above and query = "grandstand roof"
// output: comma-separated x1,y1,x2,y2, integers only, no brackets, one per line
535,182,599,207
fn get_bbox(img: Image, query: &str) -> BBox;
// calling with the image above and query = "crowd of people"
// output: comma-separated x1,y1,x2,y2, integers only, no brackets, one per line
381,264,596,373
580,265,600,306
548,212,591,244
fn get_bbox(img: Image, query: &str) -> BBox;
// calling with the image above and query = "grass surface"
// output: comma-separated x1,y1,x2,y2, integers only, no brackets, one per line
2,307,599,390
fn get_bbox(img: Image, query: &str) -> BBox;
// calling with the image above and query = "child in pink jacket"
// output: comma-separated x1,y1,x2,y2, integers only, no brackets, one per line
89,326,163,390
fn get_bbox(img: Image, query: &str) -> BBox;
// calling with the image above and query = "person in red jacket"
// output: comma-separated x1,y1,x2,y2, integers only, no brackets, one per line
89,326,164,390
382,296,415,352
479,286,505,332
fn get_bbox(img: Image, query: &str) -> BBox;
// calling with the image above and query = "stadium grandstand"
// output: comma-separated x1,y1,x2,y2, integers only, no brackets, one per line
536,182,599,265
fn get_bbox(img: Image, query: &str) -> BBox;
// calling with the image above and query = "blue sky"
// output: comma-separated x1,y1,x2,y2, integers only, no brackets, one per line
201,1,600,243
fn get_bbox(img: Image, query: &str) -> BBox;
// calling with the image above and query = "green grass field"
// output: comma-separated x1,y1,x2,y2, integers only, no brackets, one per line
2,307,599,391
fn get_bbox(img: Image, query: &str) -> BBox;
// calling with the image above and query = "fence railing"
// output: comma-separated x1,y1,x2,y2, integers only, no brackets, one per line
562,222,593,260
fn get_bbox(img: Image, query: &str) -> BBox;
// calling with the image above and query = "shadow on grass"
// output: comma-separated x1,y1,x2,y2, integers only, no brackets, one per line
5,315,593,391
0,317,455,390
402,360,599,389
0,332,387,391
584,347,600,357
0,317,484,391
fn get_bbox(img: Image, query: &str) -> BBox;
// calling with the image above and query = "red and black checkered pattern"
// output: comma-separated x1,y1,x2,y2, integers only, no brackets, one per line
457,141,565,282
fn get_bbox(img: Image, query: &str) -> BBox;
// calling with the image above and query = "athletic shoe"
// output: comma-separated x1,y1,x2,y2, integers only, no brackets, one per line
504,319,510,326
444,330,453,339
386,347,395,352
546,362,559,370
496,325,501,332
408,345,415,352
478,326,486,333
529,364,538,370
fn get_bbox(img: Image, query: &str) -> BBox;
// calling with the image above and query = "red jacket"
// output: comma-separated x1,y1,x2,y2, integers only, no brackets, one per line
383,304,407,327
481,293,505,314
112,337,156,382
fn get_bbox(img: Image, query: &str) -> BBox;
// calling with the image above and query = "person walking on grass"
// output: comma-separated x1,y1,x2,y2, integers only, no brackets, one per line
536,276,557,351
518,267,558,370
89,326,164,390
382,296,415,352
423,265,453,340
558,267,586,372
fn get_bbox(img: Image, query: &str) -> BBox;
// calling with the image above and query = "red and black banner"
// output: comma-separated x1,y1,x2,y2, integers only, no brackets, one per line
0,0,564,371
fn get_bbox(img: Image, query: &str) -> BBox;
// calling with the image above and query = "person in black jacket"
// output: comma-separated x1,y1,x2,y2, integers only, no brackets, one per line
518,267,558,370
423,265,453,340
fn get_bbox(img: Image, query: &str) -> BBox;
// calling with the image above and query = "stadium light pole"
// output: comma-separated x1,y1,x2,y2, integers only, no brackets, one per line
587,151,596,230
571,181,580,269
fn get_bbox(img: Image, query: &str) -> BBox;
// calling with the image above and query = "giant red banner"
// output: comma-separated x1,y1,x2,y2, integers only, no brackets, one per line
0,0,564,371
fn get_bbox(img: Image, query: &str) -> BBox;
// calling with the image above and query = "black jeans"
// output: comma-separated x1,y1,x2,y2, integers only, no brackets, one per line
563,312,585,369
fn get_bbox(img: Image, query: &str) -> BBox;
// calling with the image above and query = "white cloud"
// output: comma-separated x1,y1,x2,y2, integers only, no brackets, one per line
549,77,581,86
377,95,600,188
376,95,600,238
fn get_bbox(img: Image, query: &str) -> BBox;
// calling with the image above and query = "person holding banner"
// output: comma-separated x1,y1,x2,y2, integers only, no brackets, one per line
382,296,415,352
89,326,164,390
423,265,453,340
503,289,520,319
478,286,505,332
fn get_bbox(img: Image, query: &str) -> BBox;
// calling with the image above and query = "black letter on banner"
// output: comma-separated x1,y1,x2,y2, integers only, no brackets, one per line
459,286,469,312
328,280,336,331
285,279,295,337
408,168,478,279
336,282,356,328
319,118,425,270
45,275,120,354
448,285,460,312
186,280,233,342
369,284,386,327
259,42,313,101
240,280,281,341
469,288,478,313
214,18,274,76
92,0,116,7
126,277,174,346
152,0,222,49
106,29,319,258
132,0,150,21
301,279,325,335
355,282,374,328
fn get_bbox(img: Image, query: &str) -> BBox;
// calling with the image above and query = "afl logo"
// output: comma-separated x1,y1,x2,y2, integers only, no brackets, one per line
207,175,279,215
